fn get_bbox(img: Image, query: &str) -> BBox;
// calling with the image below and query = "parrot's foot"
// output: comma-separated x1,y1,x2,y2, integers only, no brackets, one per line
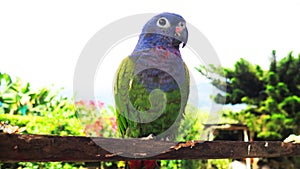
140,134,156,140
140,134,174,141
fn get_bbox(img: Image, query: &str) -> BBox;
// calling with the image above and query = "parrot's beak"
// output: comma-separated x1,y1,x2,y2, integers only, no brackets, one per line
181,28,188,48
174,26,188,48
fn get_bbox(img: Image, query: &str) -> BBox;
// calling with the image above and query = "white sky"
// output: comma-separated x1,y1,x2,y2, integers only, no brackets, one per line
1,0,300,107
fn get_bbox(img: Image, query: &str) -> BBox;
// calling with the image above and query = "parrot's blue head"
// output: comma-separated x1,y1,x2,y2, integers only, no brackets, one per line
132,12,188,57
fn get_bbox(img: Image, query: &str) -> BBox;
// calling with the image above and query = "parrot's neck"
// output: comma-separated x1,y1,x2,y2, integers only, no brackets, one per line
132,33,182,57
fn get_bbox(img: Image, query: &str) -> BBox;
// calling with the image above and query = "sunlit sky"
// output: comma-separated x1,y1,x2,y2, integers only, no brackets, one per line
1,0,300,108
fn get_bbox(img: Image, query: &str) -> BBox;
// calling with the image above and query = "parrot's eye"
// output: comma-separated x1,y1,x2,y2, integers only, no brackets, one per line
157,17,170,28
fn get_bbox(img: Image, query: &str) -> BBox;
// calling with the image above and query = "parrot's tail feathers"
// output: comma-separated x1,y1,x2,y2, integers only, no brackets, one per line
127,160,158,169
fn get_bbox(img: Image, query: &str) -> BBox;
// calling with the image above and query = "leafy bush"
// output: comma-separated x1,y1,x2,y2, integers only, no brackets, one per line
0,72,84,168
0,73,85,136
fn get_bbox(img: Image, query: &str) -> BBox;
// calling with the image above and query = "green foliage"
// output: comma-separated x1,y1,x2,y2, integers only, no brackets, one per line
198,51,300,168
196,59,265,105
17,162,85,169
0,72,61,116
0,73,88,168
0,113,84,136
0,73,85,136
198,51,300,140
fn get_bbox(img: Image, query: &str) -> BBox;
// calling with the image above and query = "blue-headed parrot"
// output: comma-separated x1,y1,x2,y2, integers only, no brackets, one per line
114,12,189,169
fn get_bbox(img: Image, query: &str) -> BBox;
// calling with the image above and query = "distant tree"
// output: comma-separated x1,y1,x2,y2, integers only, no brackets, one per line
197,50,300,141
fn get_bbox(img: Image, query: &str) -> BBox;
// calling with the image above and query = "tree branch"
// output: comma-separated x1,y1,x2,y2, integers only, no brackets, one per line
0,134,299,162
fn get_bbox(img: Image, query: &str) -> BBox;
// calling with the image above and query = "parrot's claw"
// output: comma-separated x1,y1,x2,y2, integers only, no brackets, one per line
140,134,156,140
162,137,170,141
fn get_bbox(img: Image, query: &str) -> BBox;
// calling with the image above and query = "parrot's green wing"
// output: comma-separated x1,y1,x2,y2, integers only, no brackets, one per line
114,56,134,137
114,56,152,137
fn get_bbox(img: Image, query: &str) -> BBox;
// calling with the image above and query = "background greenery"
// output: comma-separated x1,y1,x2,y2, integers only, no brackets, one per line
197,50,300,168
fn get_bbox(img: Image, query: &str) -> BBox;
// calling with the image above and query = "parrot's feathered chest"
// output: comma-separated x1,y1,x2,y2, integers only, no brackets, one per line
134,68,178,92
130,49,185,92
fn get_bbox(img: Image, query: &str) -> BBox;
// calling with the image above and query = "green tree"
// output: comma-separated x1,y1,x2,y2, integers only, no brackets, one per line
197,51,300,168
197,51,300,141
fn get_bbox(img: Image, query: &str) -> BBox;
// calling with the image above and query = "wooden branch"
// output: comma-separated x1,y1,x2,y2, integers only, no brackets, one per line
0,134,300,162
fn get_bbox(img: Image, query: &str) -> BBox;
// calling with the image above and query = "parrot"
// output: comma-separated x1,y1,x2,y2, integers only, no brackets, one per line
114,12,189,169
